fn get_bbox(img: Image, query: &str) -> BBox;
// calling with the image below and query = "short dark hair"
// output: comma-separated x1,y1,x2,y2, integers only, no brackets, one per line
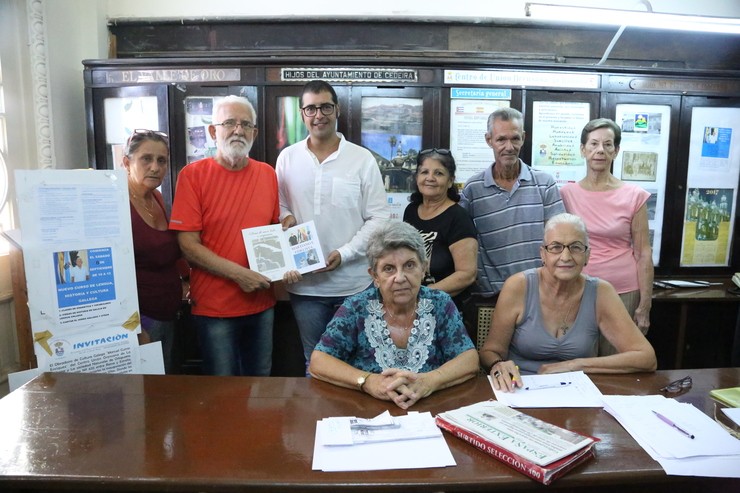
409,149,460,204
300,80,338,107
581,118,621,146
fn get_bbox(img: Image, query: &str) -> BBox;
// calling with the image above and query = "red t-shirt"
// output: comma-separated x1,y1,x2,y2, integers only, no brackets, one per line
170,157,279,317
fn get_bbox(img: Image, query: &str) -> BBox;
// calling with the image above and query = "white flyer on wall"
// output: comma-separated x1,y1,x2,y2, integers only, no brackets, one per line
449,89,510,184
613,104,672,267
530,101,591,186
680,107,740,267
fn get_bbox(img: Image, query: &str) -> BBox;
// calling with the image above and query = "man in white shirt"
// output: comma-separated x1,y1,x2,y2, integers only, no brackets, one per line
70,257,89,283
277,80,390,367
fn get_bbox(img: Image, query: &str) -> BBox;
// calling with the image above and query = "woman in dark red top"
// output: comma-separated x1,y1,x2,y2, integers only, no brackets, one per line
123,129,186,373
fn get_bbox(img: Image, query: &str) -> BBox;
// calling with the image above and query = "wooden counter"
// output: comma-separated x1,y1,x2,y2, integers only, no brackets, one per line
0,369,738,492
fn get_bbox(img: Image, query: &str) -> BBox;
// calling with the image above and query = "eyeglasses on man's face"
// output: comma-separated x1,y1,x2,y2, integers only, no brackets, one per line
301,103,336,117
542,242,589,255
214,120,256,131
660,375,692,393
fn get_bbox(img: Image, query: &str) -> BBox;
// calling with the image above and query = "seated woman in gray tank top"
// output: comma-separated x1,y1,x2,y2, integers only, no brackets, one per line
479,213,657,392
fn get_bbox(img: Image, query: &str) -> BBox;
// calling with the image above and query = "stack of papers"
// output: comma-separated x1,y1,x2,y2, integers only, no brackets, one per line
603,394,740,478
312,411,455,471
491,371,604,408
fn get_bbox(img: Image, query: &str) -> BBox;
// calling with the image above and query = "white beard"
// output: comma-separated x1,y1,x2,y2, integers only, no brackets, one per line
221,138,253,166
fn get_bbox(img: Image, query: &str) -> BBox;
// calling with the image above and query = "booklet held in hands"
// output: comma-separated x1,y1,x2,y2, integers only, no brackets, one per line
242,220,326,281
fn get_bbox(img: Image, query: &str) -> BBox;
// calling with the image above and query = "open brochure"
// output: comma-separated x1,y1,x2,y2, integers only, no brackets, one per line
242,220,326,281
436,400,598,484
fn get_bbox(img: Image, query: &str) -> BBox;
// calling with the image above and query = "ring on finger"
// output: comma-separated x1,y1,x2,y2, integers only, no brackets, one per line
493,370,502,378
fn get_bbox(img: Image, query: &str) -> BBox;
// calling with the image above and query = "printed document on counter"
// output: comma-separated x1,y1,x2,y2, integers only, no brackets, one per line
491,371,604,407
603,394,740,478
312,411,455,471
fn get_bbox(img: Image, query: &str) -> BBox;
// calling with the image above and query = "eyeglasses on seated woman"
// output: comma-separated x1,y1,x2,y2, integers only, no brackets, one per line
479,212,657,393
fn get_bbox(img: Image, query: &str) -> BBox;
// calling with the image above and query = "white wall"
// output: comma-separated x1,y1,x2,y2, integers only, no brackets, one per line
46,0,109,170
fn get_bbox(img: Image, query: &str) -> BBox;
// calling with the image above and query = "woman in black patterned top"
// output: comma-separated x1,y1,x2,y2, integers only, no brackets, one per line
403,148,478,311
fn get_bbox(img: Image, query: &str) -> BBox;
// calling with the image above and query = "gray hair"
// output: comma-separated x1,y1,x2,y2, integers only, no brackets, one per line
212,95,257,125
487,107,524,133
544,213,589,244
581,118,621,146
366,221,427,272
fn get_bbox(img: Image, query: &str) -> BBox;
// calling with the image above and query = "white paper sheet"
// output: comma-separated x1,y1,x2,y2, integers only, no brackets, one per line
603,394,740,478
312,412,455,472
491,371,604,408
721,407,740,426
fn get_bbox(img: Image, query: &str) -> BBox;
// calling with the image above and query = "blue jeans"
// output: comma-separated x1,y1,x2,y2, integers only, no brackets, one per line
141,315,176,374
193,308,274,376
290,294,347,364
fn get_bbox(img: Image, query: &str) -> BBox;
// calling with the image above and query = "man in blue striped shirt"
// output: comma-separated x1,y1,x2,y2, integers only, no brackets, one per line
460,107,564,297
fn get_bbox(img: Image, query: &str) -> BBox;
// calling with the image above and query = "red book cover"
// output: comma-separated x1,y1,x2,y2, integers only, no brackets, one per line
435,414,597,485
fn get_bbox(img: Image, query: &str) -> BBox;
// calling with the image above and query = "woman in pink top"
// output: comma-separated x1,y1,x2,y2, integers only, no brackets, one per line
560,118,653,356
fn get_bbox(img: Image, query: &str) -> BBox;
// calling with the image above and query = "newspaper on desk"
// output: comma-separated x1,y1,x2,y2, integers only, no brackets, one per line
437,400,597,466
603,394,740,478
312,411,455,471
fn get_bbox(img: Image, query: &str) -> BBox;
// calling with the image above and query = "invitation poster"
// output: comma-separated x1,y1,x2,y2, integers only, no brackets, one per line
36,325,140,374
449,88,511,184
614,104,672,266
531,101,591,186
680,107,740,267
15,169,142,373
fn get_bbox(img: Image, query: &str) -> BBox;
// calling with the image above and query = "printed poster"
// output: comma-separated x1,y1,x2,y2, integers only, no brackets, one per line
449,88,511,184
680,107,740,266
613,104,672,267
531,101,591,186
15,169,142,373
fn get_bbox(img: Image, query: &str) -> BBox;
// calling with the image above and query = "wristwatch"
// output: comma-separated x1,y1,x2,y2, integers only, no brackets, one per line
356,372,371,391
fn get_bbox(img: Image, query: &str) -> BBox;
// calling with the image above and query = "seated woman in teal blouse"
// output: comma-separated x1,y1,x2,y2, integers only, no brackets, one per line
309,221,479,409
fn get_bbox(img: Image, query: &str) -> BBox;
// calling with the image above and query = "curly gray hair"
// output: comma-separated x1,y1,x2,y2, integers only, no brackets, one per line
366,221,427,273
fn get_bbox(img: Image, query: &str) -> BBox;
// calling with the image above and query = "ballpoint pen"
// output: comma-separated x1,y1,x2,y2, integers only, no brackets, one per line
652,410,695,439
523,382,572,391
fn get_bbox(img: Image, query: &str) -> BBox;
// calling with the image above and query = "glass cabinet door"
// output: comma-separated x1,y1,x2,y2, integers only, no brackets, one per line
89,85,169,171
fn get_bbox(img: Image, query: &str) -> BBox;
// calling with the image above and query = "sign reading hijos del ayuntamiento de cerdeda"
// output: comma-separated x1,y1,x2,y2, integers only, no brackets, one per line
281,68,417,83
